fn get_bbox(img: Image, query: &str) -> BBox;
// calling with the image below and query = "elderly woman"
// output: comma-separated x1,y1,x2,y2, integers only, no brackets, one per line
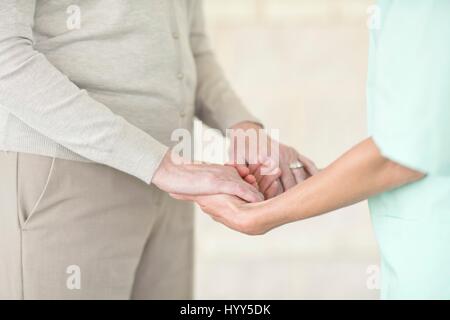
174,1,450,299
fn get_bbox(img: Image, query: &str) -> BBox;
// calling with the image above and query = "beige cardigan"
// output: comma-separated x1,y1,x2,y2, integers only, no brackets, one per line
0,0,258,183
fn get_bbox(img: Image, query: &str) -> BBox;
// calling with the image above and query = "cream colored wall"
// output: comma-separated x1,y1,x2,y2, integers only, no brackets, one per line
194,0,379,299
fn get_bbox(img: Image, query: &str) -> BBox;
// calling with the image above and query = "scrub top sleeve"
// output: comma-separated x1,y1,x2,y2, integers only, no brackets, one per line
369,2,450,175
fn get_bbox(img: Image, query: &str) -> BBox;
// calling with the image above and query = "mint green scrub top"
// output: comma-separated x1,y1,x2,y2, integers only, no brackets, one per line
367,1,450,299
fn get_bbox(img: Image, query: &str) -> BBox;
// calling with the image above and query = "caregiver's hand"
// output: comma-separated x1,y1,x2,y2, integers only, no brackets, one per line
176,138,425,236
153,151,264,203
170,193,276,235
229,121,319,199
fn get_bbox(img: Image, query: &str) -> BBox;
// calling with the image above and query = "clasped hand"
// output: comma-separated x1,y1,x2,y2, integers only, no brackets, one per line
171,154,317,235
155,122,318,235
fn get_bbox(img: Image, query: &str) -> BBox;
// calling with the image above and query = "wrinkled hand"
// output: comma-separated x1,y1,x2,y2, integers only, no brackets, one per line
171,193,274,236
230,122,318,199
252,141,318,198
153,151,264,203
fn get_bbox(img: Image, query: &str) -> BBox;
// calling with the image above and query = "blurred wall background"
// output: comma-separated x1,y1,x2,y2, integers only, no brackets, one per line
194,0,379,299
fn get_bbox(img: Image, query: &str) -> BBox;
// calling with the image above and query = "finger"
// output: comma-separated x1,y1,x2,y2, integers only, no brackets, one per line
227,163,249,178
248,163,264,184
259,156,279,176
245,174,256,184
252,159,280,183
244,175,259,189
221,182,264,203
280,166,297,190
253,167,263,184
264,180,281,199
258,168,282,193
248,163,260,175
297,154,319,176
292,167,308,184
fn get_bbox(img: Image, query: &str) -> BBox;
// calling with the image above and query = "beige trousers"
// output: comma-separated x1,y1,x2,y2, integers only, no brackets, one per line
0,152,194,300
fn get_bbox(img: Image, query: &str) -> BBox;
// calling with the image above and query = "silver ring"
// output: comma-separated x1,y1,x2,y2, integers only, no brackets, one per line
289,161,304,170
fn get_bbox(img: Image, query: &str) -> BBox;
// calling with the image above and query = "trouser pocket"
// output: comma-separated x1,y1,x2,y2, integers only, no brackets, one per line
17,153,57,228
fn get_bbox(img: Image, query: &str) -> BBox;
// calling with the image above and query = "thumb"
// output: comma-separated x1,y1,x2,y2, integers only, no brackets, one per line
226,163,249,178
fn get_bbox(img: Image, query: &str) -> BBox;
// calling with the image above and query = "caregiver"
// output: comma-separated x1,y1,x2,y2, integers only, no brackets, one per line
173,1,450,299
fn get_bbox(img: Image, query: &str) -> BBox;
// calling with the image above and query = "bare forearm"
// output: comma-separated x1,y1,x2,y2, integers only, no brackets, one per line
260,138,424,226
